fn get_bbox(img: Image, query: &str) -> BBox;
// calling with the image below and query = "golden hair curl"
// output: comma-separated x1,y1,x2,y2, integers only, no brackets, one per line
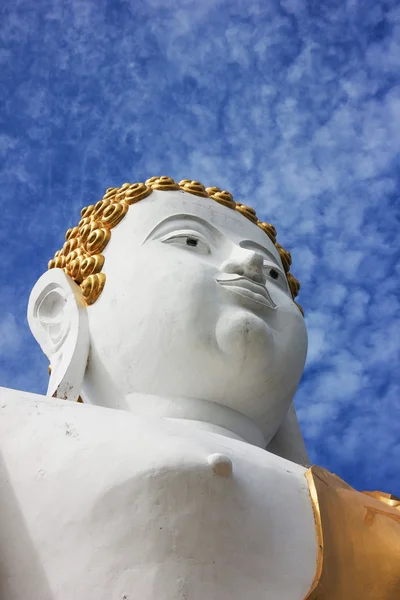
179,180,209,197
206,188,236,209
125,183,152,204
81,273,106,305
257,221,277,244
145,176,180,191
235,203,258,224
48,177,302,311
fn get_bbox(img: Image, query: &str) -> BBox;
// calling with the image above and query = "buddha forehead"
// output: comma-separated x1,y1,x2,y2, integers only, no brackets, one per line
48,179,302,310
106,190,283,265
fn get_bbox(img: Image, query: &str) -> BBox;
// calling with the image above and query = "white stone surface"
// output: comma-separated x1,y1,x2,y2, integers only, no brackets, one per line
0,189,317,599
29,190,309,460
0,388,317,600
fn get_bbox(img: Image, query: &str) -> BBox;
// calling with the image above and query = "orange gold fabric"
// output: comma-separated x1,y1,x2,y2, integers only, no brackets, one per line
304,466,400,599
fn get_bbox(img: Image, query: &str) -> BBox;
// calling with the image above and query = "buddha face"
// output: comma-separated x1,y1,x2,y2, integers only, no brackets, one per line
82,190,307,441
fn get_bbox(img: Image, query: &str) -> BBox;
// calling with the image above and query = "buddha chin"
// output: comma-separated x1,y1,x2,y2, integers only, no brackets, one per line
215,305,274,371
212,301,304,427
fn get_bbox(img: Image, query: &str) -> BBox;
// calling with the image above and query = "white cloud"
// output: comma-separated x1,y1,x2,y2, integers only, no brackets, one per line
0,313,23,358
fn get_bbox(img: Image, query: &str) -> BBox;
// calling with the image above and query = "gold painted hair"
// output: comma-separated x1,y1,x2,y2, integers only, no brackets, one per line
48,176,303,314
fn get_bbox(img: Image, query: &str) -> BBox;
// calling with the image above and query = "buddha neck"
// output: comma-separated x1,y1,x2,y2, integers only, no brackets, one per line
124,392,266,448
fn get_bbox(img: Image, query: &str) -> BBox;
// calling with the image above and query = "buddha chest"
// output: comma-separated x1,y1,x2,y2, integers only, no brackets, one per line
0,389,317,600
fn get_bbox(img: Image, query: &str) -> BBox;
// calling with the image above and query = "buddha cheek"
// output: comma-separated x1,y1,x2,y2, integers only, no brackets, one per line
143,261,220,348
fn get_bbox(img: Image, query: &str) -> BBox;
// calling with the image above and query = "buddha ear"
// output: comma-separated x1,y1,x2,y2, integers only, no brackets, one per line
27,268,89,402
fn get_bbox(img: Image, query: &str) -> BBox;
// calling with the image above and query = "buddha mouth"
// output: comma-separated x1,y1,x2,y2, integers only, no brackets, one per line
216,274,277,310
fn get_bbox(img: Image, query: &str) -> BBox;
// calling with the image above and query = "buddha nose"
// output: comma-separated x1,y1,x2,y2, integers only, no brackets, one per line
221,247,265,284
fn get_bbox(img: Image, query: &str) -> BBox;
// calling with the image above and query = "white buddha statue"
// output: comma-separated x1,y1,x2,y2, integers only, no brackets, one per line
1,178,399,600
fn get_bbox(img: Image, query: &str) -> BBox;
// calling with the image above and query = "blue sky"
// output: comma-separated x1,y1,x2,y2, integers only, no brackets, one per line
1,0,399,494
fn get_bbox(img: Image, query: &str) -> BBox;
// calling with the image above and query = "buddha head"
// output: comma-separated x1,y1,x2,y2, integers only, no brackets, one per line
28,177,307,449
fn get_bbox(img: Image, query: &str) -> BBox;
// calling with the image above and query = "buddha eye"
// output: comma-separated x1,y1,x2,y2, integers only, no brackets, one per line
263,264,284,283
269,268,280,280
263,263,291,295
161,231,210,254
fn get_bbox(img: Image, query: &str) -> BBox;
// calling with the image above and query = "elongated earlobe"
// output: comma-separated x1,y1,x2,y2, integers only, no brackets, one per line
27,268,89,402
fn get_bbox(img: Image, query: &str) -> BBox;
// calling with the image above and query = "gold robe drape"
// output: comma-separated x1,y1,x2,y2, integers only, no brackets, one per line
305,466,400,599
